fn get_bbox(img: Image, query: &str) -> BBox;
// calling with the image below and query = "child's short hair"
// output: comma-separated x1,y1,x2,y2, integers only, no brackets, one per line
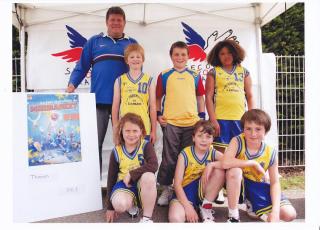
169,41,189,56
124,43,145,62
207,39,245,67
115,113,147,145
106,6,126,21
240,109,271,133
193,120,215,136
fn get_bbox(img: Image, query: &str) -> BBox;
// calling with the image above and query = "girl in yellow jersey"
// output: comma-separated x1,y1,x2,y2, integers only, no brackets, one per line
112,44,157,144
105,113,158,223
205,39,255,153
168,120,225,223
220,109,296,222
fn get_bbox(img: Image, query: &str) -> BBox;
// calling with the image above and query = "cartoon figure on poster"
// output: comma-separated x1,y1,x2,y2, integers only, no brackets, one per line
27,94,82,166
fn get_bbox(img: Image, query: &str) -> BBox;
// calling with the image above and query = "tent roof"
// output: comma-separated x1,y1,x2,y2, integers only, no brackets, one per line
13,2,295,29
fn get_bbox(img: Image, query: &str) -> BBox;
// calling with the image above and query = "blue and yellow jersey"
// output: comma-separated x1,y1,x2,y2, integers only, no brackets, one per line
212,65,249,120
180,145,216,187
156,68,205,127
235,133,277,182
118,73,152,134
113,139,147,181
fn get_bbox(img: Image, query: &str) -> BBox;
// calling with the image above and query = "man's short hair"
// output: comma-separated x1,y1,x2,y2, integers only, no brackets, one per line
106,6,126,21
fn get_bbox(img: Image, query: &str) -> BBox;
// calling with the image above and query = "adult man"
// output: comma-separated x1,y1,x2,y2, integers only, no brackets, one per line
66,6,137,175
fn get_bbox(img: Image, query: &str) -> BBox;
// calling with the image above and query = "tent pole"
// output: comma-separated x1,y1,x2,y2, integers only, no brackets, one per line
254,3,263,108
20,7,26,92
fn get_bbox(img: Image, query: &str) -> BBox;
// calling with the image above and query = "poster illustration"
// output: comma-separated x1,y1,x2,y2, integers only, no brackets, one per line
27,94,81,166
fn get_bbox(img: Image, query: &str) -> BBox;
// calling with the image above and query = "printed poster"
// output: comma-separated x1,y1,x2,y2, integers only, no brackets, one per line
27,94,81,166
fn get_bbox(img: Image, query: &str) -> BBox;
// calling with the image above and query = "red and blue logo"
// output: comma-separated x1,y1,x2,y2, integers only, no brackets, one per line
181,21,239,80
51,25,91,86
181,21,239,62
51,25,87,63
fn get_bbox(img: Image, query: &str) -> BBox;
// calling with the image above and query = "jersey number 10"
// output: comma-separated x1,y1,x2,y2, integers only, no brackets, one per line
138,82,148,94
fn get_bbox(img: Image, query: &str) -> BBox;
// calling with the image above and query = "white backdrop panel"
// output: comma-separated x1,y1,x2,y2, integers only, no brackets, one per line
261,53,278,149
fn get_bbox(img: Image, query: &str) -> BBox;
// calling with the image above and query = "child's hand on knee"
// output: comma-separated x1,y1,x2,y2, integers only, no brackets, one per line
106,210,118,222
185,204,199,223
267,211,280,222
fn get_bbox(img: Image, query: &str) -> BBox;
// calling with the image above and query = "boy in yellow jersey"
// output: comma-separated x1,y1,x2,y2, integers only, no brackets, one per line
205,39,255,204
168,120,225,222
156,41,206,206
112,44,157,144
219,109,296,222
105,113,158,223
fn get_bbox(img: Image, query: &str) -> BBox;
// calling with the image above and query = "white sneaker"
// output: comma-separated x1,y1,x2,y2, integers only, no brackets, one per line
214,190,225,204
127,205,139,218
157,186,173,206
199,204,215,222
139,217,153,223
245,199,259,219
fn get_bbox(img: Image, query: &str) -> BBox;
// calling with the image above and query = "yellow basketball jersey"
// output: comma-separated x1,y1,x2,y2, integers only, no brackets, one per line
236,134,277,182
161,68,200,127
214,65,248,120
119,73,152,134
181,145,216,187
113,139,147,181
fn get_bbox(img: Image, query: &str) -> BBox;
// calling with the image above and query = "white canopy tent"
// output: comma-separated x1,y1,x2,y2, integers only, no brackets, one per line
13,2,293,27
13,2,295,95
12,2,295,151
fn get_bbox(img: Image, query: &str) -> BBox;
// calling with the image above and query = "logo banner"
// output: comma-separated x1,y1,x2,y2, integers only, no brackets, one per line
26,15,259,93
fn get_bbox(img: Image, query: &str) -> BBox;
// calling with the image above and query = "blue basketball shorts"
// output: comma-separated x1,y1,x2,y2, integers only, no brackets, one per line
244,177,291,216
171,178,204,208
213,120,242,148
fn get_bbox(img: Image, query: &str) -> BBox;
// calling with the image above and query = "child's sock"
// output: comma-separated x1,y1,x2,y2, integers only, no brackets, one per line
202,198,213,209
228,208,239,219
